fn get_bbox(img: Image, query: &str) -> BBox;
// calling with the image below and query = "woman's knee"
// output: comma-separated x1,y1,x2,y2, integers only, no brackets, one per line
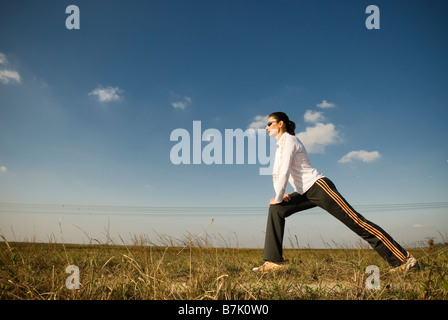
268,204,286,219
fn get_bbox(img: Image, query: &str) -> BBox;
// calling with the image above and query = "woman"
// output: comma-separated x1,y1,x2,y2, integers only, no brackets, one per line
252,112,417,272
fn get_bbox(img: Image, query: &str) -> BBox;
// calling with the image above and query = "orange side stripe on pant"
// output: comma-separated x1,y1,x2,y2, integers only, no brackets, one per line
316,179,388,244
315,179,406,263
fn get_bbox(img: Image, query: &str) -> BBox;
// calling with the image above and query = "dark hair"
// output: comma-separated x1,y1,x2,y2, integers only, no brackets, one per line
269,112,296,135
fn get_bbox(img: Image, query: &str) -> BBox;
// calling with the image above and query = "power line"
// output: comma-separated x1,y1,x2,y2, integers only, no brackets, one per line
0,202,447,216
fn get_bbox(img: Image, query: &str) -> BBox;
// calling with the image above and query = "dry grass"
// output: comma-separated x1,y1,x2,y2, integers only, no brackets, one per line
1,231,447,300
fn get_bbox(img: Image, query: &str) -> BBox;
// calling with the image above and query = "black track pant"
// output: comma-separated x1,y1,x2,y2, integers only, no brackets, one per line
263,177,411,267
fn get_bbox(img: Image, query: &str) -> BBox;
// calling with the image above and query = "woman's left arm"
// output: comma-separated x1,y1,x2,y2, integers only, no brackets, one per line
272,135,296,204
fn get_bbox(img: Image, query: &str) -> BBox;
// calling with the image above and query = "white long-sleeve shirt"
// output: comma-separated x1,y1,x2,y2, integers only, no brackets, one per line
272,133,325,203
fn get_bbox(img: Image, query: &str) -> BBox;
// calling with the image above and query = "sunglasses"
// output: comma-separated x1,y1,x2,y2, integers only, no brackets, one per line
267,120,278,127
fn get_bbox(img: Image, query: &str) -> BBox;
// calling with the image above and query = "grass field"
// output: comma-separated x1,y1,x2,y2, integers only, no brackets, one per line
1,232,447,300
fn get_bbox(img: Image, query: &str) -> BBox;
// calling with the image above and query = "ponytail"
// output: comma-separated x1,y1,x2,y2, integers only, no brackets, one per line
287,120,296,135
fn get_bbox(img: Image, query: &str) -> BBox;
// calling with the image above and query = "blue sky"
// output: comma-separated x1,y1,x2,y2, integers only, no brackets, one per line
1,1,447,246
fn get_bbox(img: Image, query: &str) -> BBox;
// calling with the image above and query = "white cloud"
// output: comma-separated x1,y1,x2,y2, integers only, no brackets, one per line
296,102,342,153
247,115,269,130
0,166,7,173
0,52,21,84
89,85,122,102
297,122,342,153
338,150,381,163
0,53,7,65
170,93,192,110
304,110,325,123
0,69,21,84
316,100,336,109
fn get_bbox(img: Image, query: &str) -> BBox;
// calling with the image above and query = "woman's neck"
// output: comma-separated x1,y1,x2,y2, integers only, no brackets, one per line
276,131,287,141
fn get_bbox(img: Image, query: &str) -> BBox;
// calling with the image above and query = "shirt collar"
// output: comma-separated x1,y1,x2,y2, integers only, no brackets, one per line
276,132,288,147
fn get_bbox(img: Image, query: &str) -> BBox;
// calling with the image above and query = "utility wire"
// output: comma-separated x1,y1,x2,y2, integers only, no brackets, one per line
1,202,447,216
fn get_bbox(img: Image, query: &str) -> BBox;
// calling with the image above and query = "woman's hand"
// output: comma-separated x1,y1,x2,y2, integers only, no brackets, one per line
270,193,290,205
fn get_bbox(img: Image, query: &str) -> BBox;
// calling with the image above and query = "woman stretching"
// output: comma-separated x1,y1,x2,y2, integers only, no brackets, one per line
252,112,417,272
